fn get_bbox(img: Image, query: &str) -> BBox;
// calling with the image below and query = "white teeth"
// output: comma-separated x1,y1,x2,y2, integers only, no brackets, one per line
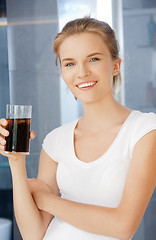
77,82,96,88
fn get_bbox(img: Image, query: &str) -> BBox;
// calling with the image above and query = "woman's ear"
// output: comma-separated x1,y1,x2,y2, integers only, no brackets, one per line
113,58,121,76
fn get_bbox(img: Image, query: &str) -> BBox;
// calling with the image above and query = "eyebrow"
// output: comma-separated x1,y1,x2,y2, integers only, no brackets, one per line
87,52,103,57
61,52,103,63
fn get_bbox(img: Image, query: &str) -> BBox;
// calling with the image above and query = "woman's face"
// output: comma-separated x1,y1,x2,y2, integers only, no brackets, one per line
59,32,121,104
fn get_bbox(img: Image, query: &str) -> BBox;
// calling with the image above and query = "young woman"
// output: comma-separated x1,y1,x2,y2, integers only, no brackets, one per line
0,17,156,240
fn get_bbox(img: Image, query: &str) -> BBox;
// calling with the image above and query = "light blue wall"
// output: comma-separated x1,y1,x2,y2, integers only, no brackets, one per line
0,20,11,188
123,1,156,239
1,0,60,239
6,0,60,179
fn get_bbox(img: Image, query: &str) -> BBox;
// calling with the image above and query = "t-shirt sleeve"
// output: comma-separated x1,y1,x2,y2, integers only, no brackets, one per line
130,112,156,156
42,128,59,163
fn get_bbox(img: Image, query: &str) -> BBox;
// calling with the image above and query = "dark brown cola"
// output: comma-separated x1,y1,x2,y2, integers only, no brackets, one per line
5,118,31,153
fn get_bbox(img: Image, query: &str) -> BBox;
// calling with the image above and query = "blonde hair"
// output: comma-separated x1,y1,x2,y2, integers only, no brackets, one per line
53,17,121,91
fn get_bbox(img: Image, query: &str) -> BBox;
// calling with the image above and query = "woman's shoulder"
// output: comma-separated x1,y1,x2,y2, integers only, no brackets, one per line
129,110,156,154
45,118,79,140
42,118,79,160
131,110,156,126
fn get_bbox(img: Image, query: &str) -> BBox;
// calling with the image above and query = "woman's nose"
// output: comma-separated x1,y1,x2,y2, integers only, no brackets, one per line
77,64,91,79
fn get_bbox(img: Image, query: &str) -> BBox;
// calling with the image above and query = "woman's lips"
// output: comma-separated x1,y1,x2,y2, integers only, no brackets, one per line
76,81,97,90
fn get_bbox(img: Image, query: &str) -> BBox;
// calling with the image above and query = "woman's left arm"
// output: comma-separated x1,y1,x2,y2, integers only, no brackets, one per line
33,130,156,240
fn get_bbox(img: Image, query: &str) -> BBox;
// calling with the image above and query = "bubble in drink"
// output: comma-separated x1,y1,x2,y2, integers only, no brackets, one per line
5,118,31,154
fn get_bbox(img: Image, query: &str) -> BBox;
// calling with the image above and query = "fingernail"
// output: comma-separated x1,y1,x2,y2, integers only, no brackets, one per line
2,119,7,125
3,130,9,137
2,139,6,144
5,131,9,136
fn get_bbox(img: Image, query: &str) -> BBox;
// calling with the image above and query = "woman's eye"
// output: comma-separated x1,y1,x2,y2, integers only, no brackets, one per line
65,62,75,67
90,57,100,62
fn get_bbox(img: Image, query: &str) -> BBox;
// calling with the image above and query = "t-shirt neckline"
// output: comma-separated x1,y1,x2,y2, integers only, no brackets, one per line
71,110,136,167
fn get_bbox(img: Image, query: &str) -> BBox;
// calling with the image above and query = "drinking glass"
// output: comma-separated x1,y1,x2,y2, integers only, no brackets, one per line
5,105,32,155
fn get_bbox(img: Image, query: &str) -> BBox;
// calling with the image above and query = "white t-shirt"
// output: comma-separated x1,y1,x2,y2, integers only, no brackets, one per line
42,110,156,240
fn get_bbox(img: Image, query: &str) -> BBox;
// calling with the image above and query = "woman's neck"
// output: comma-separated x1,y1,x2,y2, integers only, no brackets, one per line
80,96,130,132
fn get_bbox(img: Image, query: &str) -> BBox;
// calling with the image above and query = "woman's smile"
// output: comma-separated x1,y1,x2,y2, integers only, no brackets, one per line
76,81,97,90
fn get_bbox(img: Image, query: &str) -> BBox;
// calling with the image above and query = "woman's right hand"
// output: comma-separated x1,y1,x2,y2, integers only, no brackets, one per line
0,118,36,159
0,118,9,157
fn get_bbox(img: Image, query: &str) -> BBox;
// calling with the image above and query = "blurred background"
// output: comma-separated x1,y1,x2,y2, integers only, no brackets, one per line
0,0,156,239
